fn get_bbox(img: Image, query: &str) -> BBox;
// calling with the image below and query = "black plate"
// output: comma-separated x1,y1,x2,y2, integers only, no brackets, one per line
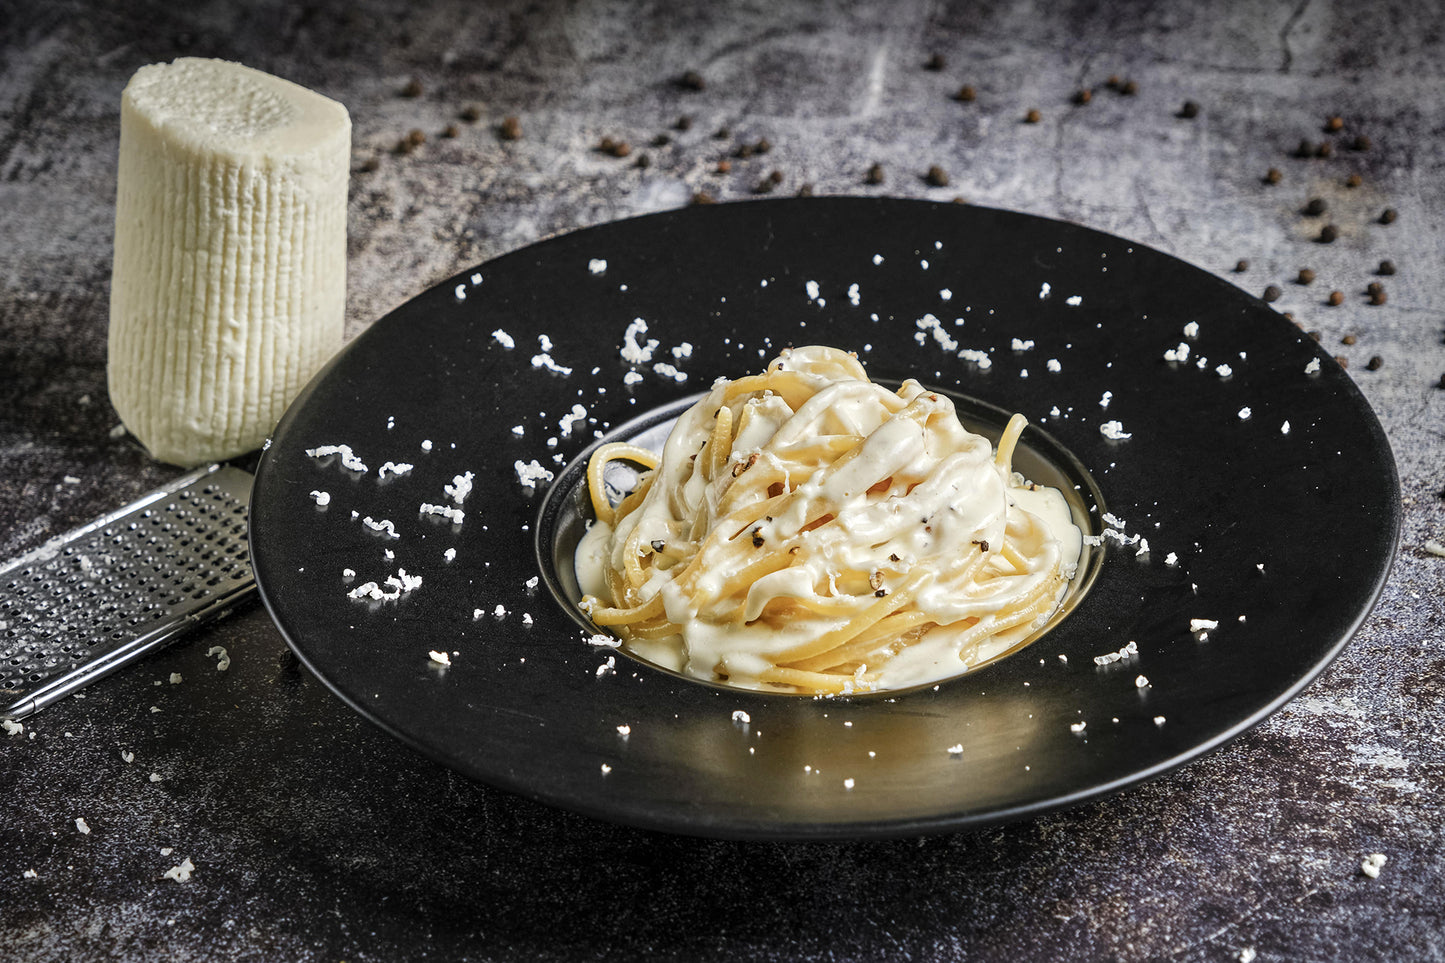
249,197,1399,840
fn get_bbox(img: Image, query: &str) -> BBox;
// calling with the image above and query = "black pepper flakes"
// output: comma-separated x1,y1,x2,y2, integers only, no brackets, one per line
1297,268,1316,285
713,126,730,140
1072,88,1092,106
1377,260,1396,275
1263,284,1282,302
1105,74,1122,89
1304,197,1327,216
674,115,692,131
1379,208,1398,224
1366,355,1383,370
1179,100,1200,118
953,85,976,102
634,153,651,169
865,162,885,185
1264,167,1283,184
460,103,482,123
1316,141,1334,158
358,155,380,173
651,133,671,147
401,78,423,98
1024,108,1042,123
1318,224,1339,243
755,138,772,155
677,70,706,91
1328,290,1345,306
925,165,950,187
734,142,754,159
1295,139,1316,158
441,123,459,139
752,177,775,195
498,115,522,141
1120,79,1138,95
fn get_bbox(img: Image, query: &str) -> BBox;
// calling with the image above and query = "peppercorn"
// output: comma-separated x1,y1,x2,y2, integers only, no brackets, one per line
865,162,884,185
460,104,482,123
1297,268,1316,285
1264,167,1283,184
1263,285,1282,302
1379,208,1398,224
498,116,522,140
441,123,459,139
1295,139,1315,158
1316,142,1334,158
1024,108,1042,123
674,115,692,131
1345,173,1362,188
1335,355,1349,369
1377,260,1396,275
1072,88,1092,105
925,165,950,187
358,156,379,173
401,78,423,98
1234,259,1250,272
1328,290,1344,306
1121,79,1138,95
925,53,945,71
691,191,716,205
1366,355,1383,370
796,183,814,197
1304,197,1327,216
677,70,706,91
1341,333,1357,344
1369,288,1387,306
1352,134,1371,151
953,85,976,102
1319,224,1339,243
715,159,731,174
1179,100,1200,118
1325,115,1344,132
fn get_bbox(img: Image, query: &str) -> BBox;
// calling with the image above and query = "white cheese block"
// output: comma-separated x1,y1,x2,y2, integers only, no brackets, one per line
108,58,350,466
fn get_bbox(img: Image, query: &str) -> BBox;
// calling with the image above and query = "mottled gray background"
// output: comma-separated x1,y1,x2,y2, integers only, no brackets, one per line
2,1,1443,960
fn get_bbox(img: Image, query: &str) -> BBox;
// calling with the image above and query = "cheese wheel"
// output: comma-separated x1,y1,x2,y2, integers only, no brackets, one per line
108,58,350,466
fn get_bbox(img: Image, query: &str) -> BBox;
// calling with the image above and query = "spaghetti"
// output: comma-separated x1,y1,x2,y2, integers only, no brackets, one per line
575,346,1082,694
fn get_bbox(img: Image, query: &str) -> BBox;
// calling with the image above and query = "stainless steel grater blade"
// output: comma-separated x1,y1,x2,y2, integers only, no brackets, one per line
0,463,255,721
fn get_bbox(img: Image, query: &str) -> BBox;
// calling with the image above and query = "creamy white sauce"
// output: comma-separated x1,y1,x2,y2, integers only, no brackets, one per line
575,346,1084,693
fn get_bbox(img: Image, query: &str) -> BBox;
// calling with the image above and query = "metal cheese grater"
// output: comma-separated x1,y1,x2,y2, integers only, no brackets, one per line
0,464,255,721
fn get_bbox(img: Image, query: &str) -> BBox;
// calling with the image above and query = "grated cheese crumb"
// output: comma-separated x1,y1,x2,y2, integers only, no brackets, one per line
621,318,659,364
732,710,751,725
361,516,400,539
1046,358,1062,373
1281,420,1291,435
1011,338,1035,351
121,750,134,763
75,817,91,835
168,673,182,685
309,490,331,506
149,772,162,783
428,650,451,666
1100,420,1132,440
1361,853,1388,879
2,720,22,737
22,869,37,878
1070,721,1087,733
1190,618,1219,633
1065,295,1082,306
616,725,631,736
305,444,368,473
207,646,230,671
1183,322,1199,338
1163,342,1191,363
1154,716,1166,726
1305,358,1321,375
1238,407,1252,420
378,461,414,479
1136,675,1150,688
588,258,607,275
161,857,194,883
514,459,555,489
492,329,515,348
1165,552,1179,566
1424,540,1445,558
947,743,964,755
588,633,621,648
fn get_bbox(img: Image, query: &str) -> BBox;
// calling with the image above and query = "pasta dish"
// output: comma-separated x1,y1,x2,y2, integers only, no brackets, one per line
575,346,1083,694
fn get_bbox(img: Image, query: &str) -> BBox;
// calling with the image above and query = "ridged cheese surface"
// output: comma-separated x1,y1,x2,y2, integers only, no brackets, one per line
108,58,350,466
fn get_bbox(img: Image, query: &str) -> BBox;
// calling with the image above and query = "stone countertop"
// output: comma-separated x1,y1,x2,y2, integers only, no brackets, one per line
2,1,1442,960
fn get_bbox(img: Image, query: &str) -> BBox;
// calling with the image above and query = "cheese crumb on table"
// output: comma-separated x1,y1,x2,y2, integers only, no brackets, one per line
428,650,451,666
75,817,91,835
1361,852,1388,878
207,646,230,671
161,857,195,883
1099,420,1132,440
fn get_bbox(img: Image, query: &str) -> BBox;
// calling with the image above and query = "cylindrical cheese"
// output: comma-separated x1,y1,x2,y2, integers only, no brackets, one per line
109,58,350,467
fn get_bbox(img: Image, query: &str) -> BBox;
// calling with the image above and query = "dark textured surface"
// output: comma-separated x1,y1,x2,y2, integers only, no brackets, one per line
1,1,1442,960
